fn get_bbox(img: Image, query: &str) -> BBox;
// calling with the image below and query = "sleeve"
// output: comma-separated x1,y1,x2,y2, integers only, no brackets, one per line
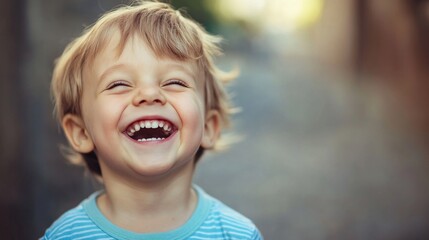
251,227,264,240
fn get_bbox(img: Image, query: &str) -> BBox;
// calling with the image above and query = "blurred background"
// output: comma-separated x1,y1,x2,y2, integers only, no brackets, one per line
2,0,429,239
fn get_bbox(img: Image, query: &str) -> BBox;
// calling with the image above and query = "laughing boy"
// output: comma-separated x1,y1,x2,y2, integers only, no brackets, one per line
41,1,263,239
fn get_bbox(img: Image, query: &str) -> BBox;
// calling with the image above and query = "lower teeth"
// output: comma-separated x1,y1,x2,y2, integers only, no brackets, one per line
138,137,164,142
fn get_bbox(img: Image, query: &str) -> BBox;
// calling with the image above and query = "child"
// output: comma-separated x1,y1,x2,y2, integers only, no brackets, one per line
42,1,263,239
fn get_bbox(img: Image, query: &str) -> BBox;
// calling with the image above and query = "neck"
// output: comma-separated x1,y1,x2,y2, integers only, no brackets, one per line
97,162,197,233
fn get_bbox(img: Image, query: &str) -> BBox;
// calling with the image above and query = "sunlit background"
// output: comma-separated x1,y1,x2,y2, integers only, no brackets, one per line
215,0,323,30
2,0,429,239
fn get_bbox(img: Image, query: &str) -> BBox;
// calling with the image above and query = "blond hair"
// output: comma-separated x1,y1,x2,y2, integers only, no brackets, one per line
52,1,236,176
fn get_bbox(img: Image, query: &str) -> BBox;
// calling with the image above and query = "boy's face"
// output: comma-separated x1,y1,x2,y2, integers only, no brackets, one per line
63,31,219,182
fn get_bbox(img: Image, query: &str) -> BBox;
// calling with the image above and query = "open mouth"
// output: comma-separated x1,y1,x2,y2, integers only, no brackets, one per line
125,119,176,142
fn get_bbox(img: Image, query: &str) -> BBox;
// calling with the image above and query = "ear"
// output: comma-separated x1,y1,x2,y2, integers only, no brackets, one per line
62,114,94,153
201,110,221,149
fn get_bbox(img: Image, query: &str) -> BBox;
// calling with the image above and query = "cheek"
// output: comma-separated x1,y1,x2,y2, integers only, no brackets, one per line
82,97,125,141
173,94,205,126
167,94,205,147
179,97,206,148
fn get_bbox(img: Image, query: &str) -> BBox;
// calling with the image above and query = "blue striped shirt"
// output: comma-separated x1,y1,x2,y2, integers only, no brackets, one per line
41,186,263,240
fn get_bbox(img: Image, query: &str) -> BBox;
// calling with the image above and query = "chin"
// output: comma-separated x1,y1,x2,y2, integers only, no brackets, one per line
128,156,194,179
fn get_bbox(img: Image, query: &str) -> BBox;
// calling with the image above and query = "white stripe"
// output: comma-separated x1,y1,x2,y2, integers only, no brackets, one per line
74,232,109,239
53,220,94,236
219,217,253,228
194,229,252,238
199,225,254,236
54,215,90,230
55,229,103,240
202,217,253,231
189,236,224,240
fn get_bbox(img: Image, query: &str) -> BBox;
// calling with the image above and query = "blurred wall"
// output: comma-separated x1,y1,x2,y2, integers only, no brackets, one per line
0,0,27,238
356,0,429,141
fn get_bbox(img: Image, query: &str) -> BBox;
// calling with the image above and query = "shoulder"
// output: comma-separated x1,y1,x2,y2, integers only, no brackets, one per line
195,189,263,240
41,193,107,240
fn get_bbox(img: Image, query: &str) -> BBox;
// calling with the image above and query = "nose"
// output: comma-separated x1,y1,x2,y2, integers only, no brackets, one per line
132,84,166,106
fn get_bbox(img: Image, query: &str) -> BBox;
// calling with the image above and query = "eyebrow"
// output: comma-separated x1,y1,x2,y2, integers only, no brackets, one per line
161,61,198,80
98,63,128,84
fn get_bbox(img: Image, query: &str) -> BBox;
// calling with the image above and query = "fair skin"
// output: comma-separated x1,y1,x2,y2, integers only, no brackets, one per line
61,31,221,232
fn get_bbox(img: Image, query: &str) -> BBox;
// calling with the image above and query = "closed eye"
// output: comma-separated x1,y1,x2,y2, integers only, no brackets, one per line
106,80,131,90
163,79,189,88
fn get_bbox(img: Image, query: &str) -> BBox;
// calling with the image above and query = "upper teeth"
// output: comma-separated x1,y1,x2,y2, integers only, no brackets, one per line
126,120,172,136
